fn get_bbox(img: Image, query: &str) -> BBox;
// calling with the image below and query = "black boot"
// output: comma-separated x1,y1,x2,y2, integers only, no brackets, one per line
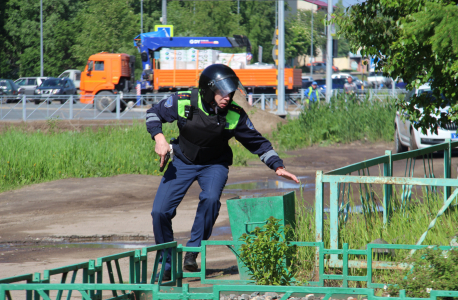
155,269,171,282
183,252,199,272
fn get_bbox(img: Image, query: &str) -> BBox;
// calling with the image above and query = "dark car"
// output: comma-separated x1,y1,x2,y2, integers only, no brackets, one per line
0,79,22,103
312,78,348,94
34,77,77,104
302,79,313,90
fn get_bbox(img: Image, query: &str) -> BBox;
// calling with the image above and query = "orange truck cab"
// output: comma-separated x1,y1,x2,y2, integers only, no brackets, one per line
80,52,135,105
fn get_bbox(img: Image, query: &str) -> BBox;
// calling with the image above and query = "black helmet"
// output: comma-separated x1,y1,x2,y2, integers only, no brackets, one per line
199,64,245,104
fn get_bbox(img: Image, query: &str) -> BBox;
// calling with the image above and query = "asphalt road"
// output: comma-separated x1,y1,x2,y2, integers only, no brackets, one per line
0,101,151,121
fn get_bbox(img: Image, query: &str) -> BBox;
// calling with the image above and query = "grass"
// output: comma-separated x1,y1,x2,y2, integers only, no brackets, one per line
270,95,396,150
0,121,256,192
294,184,458,286
1,95,397,192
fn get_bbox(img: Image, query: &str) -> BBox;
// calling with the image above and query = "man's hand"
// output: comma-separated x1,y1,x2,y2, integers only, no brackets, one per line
276,168,299,183
154,133,170,168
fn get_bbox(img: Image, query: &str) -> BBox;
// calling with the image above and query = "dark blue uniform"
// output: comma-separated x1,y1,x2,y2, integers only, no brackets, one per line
146,92,284,271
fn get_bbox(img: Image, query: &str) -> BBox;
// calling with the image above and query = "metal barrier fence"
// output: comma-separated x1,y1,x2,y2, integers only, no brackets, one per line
1,240,457,299
0,89,406,121
316,140,458,269
0,94,167,122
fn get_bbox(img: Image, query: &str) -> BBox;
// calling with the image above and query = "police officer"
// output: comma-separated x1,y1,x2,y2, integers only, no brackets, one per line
146,64,298,280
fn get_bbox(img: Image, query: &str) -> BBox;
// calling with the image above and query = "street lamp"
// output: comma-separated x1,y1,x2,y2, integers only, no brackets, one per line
141,0,143,33
40,0,43,77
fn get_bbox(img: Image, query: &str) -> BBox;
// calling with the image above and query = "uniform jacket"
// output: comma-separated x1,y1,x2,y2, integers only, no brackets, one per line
146,91,284,170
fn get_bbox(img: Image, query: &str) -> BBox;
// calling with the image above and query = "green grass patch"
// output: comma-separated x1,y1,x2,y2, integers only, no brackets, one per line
0,121,256,192
271,96,396,150
294,185,458,286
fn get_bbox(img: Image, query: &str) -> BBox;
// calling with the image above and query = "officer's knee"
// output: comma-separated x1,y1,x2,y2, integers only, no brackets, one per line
204,194,221,208
151,208,172,221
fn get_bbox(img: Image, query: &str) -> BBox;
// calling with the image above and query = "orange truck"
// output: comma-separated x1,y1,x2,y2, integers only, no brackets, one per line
80,34,301,112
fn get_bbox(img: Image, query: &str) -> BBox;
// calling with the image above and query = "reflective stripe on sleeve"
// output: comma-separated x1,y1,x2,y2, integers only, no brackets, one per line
260,150,279,163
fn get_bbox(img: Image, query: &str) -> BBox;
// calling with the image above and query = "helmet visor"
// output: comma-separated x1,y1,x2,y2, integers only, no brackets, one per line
210,76,244,98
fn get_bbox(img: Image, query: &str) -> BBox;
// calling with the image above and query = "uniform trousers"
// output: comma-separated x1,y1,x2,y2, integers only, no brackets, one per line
151,155,229,271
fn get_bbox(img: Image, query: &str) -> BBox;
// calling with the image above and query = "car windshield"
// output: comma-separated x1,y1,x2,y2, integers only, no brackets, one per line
42,79,64,87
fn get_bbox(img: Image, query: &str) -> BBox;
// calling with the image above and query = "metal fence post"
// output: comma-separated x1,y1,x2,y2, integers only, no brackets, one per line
383,150,393,224
22,94,27,122
69,95,73,120
444,139,452,202
329,180,339,261
261,94,265,110
116,94,120,120
270,98,273,110
315,170,324,282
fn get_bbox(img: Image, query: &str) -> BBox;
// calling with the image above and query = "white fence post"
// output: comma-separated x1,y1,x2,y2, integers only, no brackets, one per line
69,95,73,120
22,95,27,122
261,94,265,110
116,94,120,120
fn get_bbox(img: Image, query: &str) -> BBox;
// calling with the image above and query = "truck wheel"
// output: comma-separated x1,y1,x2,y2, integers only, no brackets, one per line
95,91,116,112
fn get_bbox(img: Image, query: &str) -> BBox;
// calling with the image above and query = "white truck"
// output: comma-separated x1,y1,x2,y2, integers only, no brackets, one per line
58,69,81,89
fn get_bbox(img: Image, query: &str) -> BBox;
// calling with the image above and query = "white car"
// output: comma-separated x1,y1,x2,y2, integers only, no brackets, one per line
367,71,392,88
394,83,456,152
331,73,351,79
58,69,81,89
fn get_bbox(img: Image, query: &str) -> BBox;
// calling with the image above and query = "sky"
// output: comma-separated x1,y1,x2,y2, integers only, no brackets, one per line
338,0,366,7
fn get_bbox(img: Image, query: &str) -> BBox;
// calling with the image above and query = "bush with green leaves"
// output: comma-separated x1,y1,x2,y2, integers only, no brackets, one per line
387,248,458,298
238,216,297,286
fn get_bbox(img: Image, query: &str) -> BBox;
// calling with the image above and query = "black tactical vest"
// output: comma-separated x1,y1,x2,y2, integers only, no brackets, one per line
178,89,231,164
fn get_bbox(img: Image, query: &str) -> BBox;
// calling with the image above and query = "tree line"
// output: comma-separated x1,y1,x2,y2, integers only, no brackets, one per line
0,0,342,79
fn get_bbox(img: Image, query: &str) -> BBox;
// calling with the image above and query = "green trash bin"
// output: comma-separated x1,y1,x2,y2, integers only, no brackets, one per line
226,191,296,280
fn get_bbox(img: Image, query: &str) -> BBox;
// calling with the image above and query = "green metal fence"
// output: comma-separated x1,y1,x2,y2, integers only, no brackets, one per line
316,139,458,268
1,241,457,299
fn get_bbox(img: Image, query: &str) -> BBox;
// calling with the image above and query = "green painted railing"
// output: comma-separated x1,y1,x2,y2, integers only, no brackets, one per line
316,139,458,266
1,241,457,299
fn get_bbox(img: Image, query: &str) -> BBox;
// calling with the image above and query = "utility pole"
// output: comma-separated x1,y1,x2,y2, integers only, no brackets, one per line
277,0,285,115
141,0,143,33
237,0,240,14
310,8,314,77
162,0,167,25
325,0,333,103
40,0,43,77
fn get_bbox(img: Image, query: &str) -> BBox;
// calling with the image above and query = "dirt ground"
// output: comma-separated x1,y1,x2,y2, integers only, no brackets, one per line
2,115,456,285
0,139,400,280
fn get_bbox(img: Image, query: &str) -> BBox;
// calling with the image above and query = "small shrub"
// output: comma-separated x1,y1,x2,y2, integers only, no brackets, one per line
387,248,458,298
238,216,297,285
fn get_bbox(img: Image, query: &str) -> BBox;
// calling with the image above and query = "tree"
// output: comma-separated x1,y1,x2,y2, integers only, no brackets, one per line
285,9,326,64
4,0,83,77
334,0,458,133
72,0,139,69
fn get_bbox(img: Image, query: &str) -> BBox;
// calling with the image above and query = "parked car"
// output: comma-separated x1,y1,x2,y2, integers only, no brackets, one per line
302,79,313,90
0,79,22,103
14,77,48,96
34,77,77,104
58,69,81,89
331,73,351,79
394,83,455,152
301,75,313,81
311,78,347,94
306,62,338,74
367,71,391,88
